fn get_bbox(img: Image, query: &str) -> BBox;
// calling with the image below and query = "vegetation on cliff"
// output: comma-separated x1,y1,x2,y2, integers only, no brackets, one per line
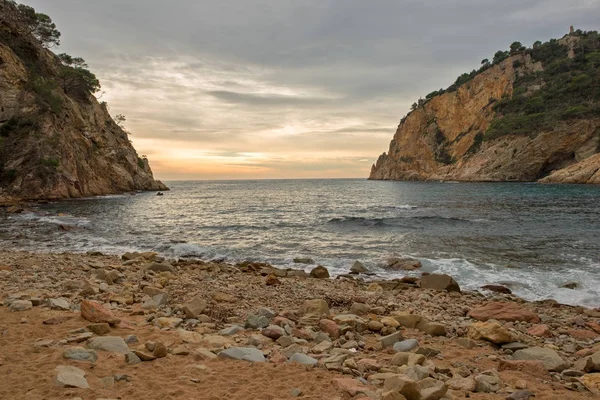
0,0,167,199
371,29,600,184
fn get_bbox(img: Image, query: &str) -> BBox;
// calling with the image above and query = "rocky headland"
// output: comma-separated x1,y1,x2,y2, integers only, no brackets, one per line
0,1,167,202
1,250,600,399
370,30,600,184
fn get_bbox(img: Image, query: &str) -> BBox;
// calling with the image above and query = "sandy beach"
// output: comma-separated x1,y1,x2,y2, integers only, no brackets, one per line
1,250,599,400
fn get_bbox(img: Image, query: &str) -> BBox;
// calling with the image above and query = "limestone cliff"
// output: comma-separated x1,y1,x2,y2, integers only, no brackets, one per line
0,1,167,200
370,32,600,184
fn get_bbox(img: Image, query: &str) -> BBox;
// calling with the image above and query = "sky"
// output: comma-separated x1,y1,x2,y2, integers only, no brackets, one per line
25,0,600,180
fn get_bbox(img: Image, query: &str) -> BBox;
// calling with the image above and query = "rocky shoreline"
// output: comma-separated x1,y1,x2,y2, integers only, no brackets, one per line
1,250,599,399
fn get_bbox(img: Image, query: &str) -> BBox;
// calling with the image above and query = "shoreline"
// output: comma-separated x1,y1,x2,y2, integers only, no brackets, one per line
1,250,599,399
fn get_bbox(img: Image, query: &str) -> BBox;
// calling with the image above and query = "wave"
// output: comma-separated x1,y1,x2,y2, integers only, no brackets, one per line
327,215,478,227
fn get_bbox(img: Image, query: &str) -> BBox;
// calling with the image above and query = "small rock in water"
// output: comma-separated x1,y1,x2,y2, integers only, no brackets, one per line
293,257,314,264
350,261,367,274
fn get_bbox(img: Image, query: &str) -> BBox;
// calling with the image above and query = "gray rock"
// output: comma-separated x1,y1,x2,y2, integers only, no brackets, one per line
585,351,600,372
256,307,276,319
9,300,32,312
63,347,98,363
474,374,500,393
125,352,142,365
282,344,304,359
417,377,448,400
152,293,169,306
218,347,266,363
501,342,529,351
512,347,570,372
289,353,318,366
293,257,314,264
49,297,70,310
506,390,535,400
182,296,207,319
87,336,129,354
290,388,304,397
55,365,89,389
245,314,270,329
379,332,402,348
125,335,139,344
394,339,419,352
404,365,430,381
219,325,243,336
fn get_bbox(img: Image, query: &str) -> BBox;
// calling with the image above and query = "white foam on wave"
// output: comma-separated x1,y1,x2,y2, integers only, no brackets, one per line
422,257,600,308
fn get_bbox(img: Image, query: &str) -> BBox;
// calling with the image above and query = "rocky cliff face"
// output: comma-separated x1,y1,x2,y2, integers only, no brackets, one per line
370,35,600,184
0,1,167,200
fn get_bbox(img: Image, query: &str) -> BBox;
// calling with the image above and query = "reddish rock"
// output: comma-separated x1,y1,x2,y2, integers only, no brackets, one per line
468,302,540,323
576,348,596,358
498,360,549,378
291,328,313,340
265,274,281,286
527,324,551,337
587,322,600,334
319,319,340,339
332,378,369,397
272,316,295,328
269,350,288,364
0,265,12,271
80,300,121,325
568,329,599,340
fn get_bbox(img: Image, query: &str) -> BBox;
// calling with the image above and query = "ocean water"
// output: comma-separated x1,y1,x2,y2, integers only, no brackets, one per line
1,179,599,307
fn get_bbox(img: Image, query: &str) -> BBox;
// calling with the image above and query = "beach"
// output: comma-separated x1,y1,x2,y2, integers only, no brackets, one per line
1,250,599,399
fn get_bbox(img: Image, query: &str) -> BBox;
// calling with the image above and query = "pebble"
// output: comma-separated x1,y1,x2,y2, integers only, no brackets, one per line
289,353,318,366
63,347,98,363
55,365,89,389
218,347,266,363
394,339,419,352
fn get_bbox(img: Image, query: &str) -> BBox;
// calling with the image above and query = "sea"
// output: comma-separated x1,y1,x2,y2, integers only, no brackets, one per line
1,179,599,307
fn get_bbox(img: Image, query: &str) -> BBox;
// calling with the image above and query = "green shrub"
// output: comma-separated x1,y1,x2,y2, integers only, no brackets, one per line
40,157,59,168
0,116,37,137
466,133,484,155
137,157,145,169
27,75,63,114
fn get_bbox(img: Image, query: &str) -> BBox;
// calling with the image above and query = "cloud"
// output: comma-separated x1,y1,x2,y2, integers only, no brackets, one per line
23,0,600,179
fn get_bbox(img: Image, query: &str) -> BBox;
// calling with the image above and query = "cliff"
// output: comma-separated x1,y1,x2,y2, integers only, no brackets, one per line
370,31,600,183
0,1,167,201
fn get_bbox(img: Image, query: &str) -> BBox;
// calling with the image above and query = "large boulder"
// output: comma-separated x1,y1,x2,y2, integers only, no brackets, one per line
420,274,460,292
468,321,513,344
388,258,422,271
309,265,330,279
512,347,570,372
468,302,540,323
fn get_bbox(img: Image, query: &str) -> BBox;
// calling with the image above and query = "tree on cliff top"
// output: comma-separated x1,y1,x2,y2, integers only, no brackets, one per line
0,1,61,48
57,53,101,97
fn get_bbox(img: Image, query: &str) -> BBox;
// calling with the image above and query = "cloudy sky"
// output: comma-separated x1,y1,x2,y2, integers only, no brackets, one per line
26,0,600,180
